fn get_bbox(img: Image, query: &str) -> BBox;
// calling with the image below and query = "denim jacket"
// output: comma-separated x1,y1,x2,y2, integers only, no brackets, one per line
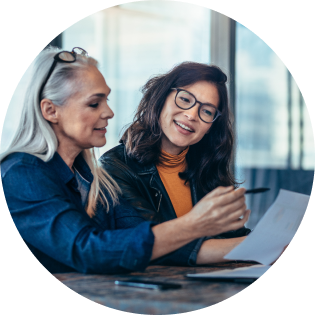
1,152,204,274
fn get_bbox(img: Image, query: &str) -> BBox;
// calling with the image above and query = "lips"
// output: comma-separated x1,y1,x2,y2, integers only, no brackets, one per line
174,120,195,132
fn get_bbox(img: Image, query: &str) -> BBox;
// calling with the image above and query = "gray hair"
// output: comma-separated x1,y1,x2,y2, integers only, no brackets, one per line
0,47,120,216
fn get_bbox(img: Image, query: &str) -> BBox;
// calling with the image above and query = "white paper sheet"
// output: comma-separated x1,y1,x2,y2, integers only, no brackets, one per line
187,265,270,279
224,189,309,265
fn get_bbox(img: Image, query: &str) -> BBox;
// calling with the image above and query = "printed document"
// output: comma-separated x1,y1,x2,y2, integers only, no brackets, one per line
224,189,309,265
187,190,309,280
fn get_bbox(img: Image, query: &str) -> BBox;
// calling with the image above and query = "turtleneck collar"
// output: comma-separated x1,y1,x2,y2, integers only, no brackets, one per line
157,147,189,173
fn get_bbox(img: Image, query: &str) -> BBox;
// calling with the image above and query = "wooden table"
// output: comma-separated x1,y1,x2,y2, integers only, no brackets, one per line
54,262,257,314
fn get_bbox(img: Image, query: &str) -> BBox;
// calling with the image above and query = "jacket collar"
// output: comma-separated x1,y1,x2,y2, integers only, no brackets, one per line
47,152,93,185
122,144,199,206
123,145,157,175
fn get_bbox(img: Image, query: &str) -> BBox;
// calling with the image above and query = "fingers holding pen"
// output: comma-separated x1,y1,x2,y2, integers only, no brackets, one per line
228,209,251,231
205,189,246,219
224,204,248,222
187,185,250,237
205,186,246,207
236,209,251,226
208,185,234,198
214,202,249,232
195,187,245,218
218,187,246,206
222,188,250,228
220,194,246,215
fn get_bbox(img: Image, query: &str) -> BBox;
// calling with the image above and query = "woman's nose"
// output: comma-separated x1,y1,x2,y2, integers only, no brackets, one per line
101,104,114,119
184,105,199,121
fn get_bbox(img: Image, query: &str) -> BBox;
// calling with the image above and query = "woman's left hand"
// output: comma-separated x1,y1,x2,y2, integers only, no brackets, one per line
271,244,289,265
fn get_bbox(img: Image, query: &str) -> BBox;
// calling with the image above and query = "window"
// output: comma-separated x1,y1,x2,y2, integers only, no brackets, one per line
235,23,314,171
1,64,33,152
62,2,211,156
235,23,314,228
2,2,211,156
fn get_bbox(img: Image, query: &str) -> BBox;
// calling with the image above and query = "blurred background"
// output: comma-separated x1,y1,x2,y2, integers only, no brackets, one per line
1,1,314,228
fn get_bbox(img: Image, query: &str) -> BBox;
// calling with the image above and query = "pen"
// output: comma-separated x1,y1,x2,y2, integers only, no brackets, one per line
245,188,270,194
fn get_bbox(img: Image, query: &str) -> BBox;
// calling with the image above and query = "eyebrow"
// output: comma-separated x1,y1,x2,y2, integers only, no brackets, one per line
203,102,218,109
86,89,111,100
177,88,218,109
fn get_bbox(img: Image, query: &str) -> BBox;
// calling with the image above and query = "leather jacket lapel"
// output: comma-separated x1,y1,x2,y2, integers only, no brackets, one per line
124,147,180,221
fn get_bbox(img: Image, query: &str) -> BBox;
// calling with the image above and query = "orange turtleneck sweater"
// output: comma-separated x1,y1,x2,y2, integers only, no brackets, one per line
156,147,193,217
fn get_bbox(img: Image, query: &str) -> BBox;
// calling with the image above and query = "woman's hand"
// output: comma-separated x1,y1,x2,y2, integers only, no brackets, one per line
183,186,250,239
150,186,249,261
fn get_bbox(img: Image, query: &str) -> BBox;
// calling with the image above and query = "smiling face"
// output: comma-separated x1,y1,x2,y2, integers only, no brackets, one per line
52,66,114,157
159,80,220,155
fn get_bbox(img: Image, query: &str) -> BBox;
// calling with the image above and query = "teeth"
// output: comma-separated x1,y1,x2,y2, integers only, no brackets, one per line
175,121,193,132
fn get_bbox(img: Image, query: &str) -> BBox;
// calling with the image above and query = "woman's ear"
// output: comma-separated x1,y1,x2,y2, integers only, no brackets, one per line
40,99,58,124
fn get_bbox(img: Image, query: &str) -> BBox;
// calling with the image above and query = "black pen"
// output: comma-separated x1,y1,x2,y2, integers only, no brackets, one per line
245,188,270,194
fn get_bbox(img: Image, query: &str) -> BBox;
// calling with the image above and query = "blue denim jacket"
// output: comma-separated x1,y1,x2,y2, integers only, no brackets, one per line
1,152,203,274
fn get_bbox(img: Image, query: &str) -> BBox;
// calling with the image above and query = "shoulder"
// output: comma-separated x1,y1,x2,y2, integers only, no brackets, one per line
1,152,48,178
1,152,64,192
99,144,138,181
99,144,155,176
99,144,126,164
1,152,65,202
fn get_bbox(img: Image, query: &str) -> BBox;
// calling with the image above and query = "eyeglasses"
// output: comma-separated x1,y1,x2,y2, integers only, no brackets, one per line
171,88,222,123
39,47,88,102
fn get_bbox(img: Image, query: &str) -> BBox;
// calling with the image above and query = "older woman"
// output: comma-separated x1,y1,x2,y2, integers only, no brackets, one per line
100,62,252,256
1,48,249,274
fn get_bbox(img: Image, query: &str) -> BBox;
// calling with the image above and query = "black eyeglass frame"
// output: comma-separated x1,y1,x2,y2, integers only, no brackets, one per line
38,47,88,102
171,88,222,123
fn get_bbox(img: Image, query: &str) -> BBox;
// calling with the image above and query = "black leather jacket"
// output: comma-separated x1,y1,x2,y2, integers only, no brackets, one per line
99,144,250,238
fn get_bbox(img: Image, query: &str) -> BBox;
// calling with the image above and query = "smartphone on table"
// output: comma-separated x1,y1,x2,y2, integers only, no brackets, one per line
114,279,182,290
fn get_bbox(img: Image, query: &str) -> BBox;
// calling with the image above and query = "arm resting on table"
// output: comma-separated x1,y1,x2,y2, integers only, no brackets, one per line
150,215,202,261
196,237,246,264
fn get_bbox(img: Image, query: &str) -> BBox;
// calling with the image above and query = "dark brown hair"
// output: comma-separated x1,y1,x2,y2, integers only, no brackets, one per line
121,61,238,195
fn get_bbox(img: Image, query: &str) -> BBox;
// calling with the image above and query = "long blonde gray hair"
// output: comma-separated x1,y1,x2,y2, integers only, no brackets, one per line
0,47,120,216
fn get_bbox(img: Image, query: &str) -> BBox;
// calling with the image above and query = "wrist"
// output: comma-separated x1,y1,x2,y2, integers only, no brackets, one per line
179,212,203,240
150,215,201,260
196,237,246,265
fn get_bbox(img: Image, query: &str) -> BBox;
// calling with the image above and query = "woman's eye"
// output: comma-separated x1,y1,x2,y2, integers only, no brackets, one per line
203,109,213,116
89,98,109,108
179,97,190,103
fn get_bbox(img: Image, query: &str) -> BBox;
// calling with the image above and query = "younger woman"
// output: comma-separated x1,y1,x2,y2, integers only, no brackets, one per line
100,62,251,243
